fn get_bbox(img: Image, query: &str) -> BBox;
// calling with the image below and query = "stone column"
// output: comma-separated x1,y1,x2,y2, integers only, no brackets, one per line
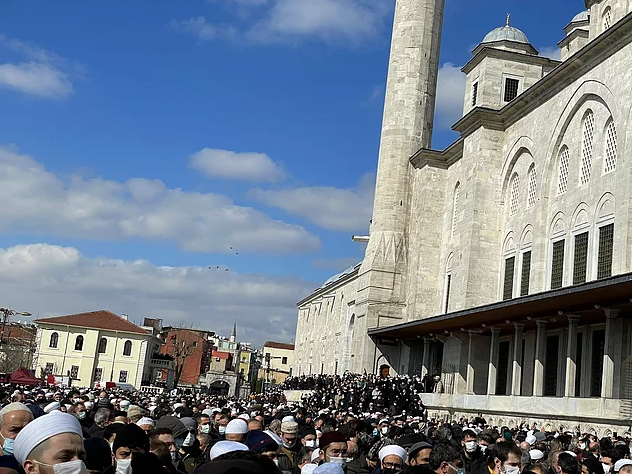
533,319,547,397
421,337,433,377
487,327,500,395
601,308,619,398
564,315,580,397
511,323,524,396
466,331,476,394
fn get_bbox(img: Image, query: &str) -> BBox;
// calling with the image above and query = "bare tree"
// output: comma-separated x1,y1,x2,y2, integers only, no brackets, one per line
172,338,197,388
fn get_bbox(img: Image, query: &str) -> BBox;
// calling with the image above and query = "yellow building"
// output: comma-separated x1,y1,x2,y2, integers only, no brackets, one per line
258,341,294,384
34,310,158,389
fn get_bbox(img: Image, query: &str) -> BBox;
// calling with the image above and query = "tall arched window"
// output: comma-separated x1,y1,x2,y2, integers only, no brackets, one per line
123,340,132,356
74,335,83,351
581,111,595,184
527,164,537,208
604,119,617,173
557,146,570,195
509,173,520,216
49,332,59,349
98,337,107,354
602,6,612,31
451,182,460,237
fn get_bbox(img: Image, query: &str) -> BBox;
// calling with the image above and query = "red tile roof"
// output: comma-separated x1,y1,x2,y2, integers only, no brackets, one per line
35,310,151,335
263,341,294,351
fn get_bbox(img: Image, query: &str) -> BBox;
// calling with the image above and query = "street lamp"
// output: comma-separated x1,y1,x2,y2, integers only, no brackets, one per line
0,308,31,345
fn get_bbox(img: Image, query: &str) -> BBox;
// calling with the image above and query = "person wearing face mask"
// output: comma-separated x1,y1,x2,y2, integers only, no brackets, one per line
277,422,302,473
0,402,33,458
378,420,391,440
378,445,407,474
460,429,483,473
428,441,464,474
109,423,150,474
318,431,348,470
486,442,522,474
301,428,318,449
14,412,87,474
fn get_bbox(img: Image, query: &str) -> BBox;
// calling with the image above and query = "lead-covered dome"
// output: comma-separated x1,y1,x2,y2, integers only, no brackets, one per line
570,10,590,23
482,25,531,45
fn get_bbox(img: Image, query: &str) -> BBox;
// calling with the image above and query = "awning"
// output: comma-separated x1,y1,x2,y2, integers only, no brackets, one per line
368,273,632,340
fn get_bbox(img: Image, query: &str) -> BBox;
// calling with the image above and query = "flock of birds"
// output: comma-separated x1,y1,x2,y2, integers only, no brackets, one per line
208,247,239,272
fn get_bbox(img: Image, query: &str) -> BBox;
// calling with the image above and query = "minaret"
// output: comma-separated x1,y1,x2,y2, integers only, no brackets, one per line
230,322,236,343
356,0,445,370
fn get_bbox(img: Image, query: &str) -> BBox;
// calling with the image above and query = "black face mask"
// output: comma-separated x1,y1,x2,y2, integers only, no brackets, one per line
382,468,400,474
98,398,109,405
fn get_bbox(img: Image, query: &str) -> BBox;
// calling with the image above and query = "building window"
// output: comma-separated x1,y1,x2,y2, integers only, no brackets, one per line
504,78,520,102
496,341,510,395
98,338,107,354
590,329,605,396
503,257,515,300
602,6,612,31
74,335,83,351
581,111,595,185
572,232,589,285
70,365,79,380
557,146,570,195
509,174,519,216
45,362,54,375
471,82,478,106
444,254,453,313
49,332,59,349
282,357,288,365
527,165,537,208
604,119,617,173
444,274,452,313
520,251,531,296
551,239,565,289
123,340,132,356
597,224,614,279
119,371,128,383
452,183,460,237
93,368,103,383
544,335,560,397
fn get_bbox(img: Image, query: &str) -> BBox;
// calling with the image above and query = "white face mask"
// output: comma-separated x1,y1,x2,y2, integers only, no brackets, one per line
381,427,389,435
465,441,477,453
34,460,87,475
201,424,210,434
115,458,133,474
602,463,611,474
503,465,520,474
305,440,316,448
479,445,488,453
184,432,195,446
329,457,347,468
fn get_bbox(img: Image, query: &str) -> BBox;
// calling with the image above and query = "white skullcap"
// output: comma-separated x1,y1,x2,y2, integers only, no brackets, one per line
202,409,213,417
110,398,117,404
238,413,250,420
225,418,248,434
84,402,93,408
63,404,71,410
311,448,321,461
525,434,536,445
137,417,155,428
14,413,83,465
45,392,54,398
282,416,295,423
529,449,544,460
120,400,130,407
211,407,221,413
209,441,248,460
0,403,32,418
302,463,318,474
44,402,60,413
378,445,407,462
264,430,283,447
615,460,633,472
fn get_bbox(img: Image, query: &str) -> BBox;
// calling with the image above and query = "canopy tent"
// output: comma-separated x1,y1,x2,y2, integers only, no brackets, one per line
9,367,41,386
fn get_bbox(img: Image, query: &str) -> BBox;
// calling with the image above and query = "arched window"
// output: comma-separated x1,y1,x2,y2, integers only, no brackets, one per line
581,111,595,184
604,119,617,173
123,340,132,356
444,253,454,313
509,173,520,216
451,182,460,237
49,332,59,349
527,164,537,208
98,337,107,354
602,6,612,31
74,335,83,351
557,146,570,195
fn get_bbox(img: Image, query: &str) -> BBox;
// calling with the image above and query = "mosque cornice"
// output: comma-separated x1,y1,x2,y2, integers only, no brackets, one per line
461,46,558,75
557,27,589,48
454,13,631,137
410,137,463,169
297,263,361,307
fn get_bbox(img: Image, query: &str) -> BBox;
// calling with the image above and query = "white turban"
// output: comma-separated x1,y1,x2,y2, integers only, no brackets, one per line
378,445,407,462
209,441,248,461
43,402,61,414
14,413,83,465
0,403,32,419
137,417,155,428
529,449,544,460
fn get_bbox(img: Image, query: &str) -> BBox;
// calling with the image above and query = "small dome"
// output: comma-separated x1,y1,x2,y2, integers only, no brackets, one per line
570,9,590,23
482,25,531,45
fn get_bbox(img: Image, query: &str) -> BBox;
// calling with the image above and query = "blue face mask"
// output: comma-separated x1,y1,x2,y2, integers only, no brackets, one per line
2,432,14,456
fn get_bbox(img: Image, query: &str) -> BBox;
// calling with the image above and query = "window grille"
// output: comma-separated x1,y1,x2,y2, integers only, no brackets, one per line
597,224,614,279
527,166,536,208
603,7,612,31
471,82,478,106
49,332,58,349
119,371,128,383
93,368,103,382
581,112,595,184
504,78,519,102
551,239,565,289
557,146,570,195
509,174,519,216
70,365,79,379
503,257,515,300
74,336,83,351
520,251,531,296
452,184,460,237
604,120,617,173
98,338,107,354
45,362,54,374
572,232,589,285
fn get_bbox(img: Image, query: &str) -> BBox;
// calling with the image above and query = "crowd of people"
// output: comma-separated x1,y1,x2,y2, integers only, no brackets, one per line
0,369,628,474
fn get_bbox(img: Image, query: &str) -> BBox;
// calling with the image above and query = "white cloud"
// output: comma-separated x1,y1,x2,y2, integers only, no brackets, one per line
0,145,319,254
0,243,316,346
249,172,375,232
189,148,287,182
434,62,466,131
0,35,78,99
539,45,562,61
174,0,391,45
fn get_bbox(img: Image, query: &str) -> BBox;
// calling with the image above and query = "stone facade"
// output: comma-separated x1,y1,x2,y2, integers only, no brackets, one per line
294,0,632,431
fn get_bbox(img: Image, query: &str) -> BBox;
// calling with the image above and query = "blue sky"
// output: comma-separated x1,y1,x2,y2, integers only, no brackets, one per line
0,0,584,346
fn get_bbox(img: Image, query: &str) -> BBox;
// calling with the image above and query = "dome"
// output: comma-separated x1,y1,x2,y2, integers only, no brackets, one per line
482,25,531,45
570,9,590,23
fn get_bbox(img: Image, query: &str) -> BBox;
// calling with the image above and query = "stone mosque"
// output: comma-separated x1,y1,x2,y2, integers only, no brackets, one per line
294,0,632,434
